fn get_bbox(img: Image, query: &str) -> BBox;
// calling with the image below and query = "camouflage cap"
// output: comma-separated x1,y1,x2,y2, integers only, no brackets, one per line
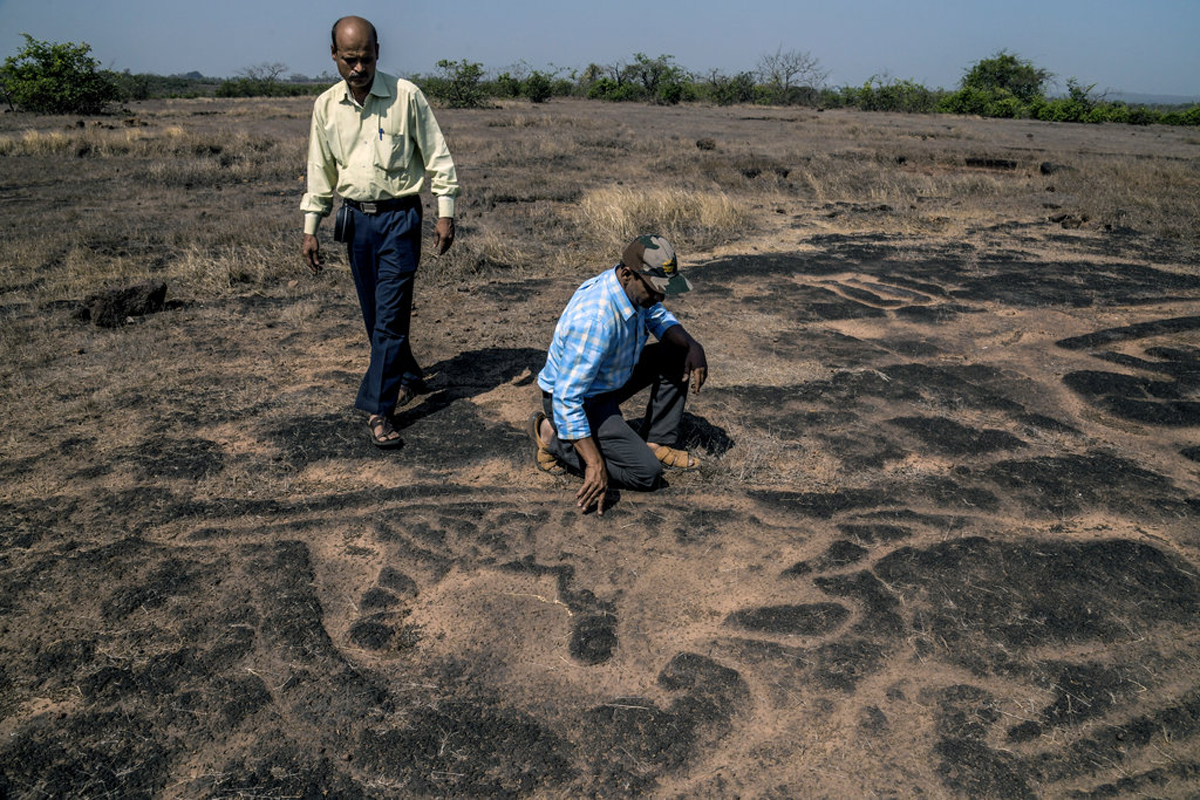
620,234,692,295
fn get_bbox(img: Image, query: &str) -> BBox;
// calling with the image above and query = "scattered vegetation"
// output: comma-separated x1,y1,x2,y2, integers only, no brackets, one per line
0,34,120,114
216,62,325,98
757,47,829,106
1,94,1196,311
422,59,490,109
3,34,1194,127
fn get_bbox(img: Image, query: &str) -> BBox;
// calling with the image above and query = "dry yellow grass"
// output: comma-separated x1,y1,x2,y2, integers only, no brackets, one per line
1,96,1198,307
575,185,747,253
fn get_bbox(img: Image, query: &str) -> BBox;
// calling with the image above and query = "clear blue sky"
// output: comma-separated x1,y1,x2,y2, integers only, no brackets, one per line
1,0,1197,98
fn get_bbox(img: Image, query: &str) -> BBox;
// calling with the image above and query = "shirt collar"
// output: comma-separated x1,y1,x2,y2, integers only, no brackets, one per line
604,266,637,322
338,72,393,107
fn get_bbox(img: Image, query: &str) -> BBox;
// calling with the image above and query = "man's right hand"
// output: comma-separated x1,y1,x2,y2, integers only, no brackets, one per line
573,436,609,515
302,234,323,274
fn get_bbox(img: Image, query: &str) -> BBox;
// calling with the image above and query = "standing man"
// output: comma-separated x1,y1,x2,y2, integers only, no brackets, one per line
530,235,708,516
301,16,461,447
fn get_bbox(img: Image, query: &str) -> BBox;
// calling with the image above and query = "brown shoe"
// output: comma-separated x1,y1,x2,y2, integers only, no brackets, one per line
527,411,564,474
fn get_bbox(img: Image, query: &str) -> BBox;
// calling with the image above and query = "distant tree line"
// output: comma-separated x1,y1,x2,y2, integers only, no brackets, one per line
417,50,1199,125
2,34,1196,127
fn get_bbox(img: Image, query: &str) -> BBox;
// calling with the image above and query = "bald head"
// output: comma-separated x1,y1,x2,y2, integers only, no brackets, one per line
330,16,379,100
331,16,378,49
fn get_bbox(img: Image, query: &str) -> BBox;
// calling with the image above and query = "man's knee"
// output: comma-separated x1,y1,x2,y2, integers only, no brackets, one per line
621,453,663,490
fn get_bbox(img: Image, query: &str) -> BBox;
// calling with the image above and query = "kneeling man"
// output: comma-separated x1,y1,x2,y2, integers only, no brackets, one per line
530,235,707,515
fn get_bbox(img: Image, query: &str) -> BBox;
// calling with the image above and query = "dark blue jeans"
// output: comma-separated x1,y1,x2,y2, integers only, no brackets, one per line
346,199,422,415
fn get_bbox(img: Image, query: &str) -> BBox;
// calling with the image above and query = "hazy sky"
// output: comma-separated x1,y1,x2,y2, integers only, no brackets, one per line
1,0,1197,98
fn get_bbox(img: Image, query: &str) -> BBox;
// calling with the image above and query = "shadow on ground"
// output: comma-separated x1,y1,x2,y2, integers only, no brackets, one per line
3,232,1200,797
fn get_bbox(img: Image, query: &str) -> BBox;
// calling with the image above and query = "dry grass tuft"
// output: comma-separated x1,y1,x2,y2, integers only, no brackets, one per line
0,129,74,155
1050,155,1200,242
171,242,297,294
575,186,747,253
423,229,530,284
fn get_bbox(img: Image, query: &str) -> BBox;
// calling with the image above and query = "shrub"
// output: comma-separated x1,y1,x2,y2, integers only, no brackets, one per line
1126,105,1158,126
938,86,996,116
703,71,757,106
816,87,847,109
1161,106,1200,126
551,77,576,97
657,81,684,106
425,59,488,108
854,76,940,113
960,51,1050,103
586,77,618,100
588,78,644,102
987,95,1025,119
493,72,521,98
522,71,553,103
0,34,120,114
213,78,320,98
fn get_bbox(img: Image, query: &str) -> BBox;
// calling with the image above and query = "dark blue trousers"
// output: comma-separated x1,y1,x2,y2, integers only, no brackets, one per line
346,199,423,415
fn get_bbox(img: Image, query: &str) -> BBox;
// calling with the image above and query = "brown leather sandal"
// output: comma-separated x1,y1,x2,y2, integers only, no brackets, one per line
367,414,403,449
648,443,699,470
528,411,564,474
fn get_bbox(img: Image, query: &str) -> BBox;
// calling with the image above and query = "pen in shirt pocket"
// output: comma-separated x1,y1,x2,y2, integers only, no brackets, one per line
378,127,383,141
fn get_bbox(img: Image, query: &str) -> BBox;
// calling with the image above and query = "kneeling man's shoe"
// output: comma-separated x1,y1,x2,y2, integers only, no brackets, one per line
528,411,564,474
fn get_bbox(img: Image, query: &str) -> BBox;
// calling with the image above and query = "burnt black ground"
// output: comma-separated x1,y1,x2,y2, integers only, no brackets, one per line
3,219,1200,795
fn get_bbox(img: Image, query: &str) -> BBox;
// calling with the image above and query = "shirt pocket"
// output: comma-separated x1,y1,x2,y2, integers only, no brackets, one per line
377,115,411,168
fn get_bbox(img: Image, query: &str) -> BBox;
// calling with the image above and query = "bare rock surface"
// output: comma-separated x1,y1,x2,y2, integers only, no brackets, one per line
1,101,1199,798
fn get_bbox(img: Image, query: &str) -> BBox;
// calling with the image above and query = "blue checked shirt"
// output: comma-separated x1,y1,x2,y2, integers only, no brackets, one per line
538,267,679,441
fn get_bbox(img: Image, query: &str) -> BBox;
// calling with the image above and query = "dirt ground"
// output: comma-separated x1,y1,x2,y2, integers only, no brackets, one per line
1,97,1200,798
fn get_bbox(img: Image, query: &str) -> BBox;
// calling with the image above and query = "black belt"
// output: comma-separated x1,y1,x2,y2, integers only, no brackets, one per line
343,196,419,214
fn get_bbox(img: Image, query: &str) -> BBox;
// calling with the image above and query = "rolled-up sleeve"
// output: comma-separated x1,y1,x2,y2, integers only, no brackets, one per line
646,304,680,340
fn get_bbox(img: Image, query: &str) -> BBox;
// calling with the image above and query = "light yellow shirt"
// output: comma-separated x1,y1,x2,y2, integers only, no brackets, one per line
301,72,460,235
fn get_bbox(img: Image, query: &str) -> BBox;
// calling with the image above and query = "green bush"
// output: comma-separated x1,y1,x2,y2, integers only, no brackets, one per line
987,95,1024,119
586,77,617,100
522,71,553,103
213,78,321,98
0,34,120,114
703,71,757,106
1161,106,1200,126
960,51,1050,103
657,81,685,105
587,78,644,102
854,76,940,113
1126,105,1158,125
493,72,521,98
424,59,488,108
589,53,692,105
551,77,576,97
937,86,994,115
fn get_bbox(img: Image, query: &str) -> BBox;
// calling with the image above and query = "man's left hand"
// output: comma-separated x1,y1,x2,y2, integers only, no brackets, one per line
434,217,455,255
